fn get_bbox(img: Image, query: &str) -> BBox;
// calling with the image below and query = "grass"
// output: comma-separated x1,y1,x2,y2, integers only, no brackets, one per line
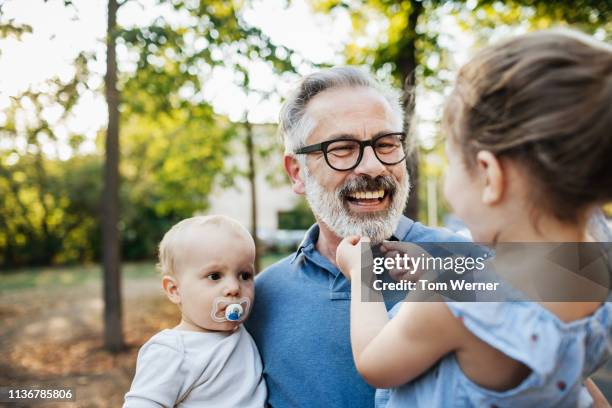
0,252,291,293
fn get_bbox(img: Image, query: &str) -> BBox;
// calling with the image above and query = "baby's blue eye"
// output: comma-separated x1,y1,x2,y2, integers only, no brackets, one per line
207,272,221,281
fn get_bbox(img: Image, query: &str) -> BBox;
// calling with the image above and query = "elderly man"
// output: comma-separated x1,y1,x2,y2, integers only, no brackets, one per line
246,66,467,407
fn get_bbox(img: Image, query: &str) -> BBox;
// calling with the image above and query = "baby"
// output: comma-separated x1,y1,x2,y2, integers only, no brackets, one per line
123,215,266,407
337,29,612,407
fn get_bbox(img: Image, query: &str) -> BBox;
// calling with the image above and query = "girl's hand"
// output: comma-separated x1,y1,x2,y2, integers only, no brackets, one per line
585,378,611,408
380,241,429,282
336,236,369,280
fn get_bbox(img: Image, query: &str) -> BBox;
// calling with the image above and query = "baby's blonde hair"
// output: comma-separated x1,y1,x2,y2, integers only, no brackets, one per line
157,215,252,276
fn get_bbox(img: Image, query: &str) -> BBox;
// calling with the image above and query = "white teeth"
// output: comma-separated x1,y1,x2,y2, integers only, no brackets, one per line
349,190,386,199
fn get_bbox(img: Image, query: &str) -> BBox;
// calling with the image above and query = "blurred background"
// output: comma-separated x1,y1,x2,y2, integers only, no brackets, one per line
1,0,611,406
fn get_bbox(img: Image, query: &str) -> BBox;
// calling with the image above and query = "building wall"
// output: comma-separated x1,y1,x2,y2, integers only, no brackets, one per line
206,123,298,232
207,169,298,232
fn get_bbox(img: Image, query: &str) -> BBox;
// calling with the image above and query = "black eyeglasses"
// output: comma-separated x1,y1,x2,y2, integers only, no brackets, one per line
294,132,407,171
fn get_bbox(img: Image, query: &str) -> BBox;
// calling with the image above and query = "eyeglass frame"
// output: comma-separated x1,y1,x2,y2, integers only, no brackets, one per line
293,131,407,171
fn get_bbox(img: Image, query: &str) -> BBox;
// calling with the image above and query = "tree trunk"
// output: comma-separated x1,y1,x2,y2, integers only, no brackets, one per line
244,120,261,273
398,0,423,221
102,0,124,352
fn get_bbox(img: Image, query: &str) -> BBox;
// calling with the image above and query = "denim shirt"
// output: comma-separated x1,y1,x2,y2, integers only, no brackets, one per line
246,216,468,407
380,300,612,408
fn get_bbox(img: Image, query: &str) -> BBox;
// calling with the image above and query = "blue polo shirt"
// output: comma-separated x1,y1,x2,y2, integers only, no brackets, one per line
246,216,468,407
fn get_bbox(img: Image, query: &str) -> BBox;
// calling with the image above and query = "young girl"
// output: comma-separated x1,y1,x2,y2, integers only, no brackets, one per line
337,29,612,407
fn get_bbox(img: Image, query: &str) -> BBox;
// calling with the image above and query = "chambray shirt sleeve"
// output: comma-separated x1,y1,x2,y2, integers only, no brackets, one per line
123,339,185,408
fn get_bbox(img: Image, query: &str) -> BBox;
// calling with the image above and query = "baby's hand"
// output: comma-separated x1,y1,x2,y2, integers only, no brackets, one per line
336,236,369,280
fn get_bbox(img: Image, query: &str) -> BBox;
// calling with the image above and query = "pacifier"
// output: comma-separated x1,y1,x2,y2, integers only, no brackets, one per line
211,297,250,323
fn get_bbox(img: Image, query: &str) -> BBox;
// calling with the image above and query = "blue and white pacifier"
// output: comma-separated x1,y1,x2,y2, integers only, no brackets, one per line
211,297,250,323
225,304,244,321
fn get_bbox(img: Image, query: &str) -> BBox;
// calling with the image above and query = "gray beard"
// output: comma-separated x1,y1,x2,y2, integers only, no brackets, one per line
302,168,410,244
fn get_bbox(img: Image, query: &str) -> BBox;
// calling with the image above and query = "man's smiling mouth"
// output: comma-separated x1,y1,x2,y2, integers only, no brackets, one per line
344,188,392,212
338,176,397,212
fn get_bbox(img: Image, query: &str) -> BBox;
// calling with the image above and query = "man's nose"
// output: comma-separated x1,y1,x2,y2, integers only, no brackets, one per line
223,278,241,297
354,145,386,177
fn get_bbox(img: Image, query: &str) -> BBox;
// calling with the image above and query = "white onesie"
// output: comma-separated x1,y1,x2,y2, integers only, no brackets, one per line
123,325,267,407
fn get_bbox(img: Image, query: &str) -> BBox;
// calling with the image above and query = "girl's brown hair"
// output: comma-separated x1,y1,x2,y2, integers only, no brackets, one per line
443,29,612,221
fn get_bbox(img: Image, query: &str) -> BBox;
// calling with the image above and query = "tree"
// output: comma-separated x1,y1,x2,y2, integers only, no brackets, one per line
244,118,260,272
103,0,123,352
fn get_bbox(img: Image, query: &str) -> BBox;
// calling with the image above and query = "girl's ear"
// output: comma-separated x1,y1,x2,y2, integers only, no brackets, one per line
284,154,305,195
162,275,181,305
476,150,504,205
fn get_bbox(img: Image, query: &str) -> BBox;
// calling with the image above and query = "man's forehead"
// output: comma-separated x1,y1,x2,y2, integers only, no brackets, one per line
305,86,399,141
307,86,389,116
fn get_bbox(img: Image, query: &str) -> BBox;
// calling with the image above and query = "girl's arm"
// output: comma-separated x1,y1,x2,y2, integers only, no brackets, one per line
354,300,464,388
337,236,466,389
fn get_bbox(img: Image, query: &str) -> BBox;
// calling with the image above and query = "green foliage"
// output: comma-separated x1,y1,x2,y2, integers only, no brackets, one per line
0,81,229,268
278,198,316,230
0,0,299,269
117,0,296,117
453,1,612,44
0,19,32,42
0,151,103,267
312,0,448,90
117,110,230,260
0,59,98,267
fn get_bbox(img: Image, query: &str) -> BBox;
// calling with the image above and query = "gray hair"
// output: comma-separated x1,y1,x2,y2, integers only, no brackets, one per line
279,66,404,154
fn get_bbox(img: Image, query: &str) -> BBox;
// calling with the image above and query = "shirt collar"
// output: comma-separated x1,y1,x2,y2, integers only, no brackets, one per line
393,215,415,241
290,223,319,263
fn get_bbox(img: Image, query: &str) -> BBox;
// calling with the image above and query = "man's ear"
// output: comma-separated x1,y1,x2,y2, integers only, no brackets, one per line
476,150,504,205
162,275,181,305
284,154,305,195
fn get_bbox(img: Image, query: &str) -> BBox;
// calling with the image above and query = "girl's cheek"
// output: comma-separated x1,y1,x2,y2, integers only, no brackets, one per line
442,172,454,209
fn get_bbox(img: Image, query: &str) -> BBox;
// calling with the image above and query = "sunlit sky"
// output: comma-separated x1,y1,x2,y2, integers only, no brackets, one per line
0,0,486,159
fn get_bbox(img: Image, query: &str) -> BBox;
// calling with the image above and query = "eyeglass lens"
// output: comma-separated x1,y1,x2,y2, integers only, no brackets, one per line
325,134,405,170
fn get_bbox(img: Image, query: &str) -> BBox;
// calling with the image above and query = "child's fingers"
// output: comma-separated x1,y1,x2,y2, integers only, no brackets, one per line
585,378,610,408
340,235,361,246
348,235,361,245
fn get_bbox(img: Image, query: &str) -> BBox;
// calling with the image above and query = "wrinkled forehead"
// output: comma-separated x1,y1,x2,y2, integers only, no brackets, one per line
305,86,401,144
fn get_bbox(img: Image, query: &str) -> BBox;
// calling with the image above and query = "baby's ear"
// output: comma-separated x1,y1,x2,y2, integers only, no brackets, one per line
162,275,181,305
476,150,504,205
